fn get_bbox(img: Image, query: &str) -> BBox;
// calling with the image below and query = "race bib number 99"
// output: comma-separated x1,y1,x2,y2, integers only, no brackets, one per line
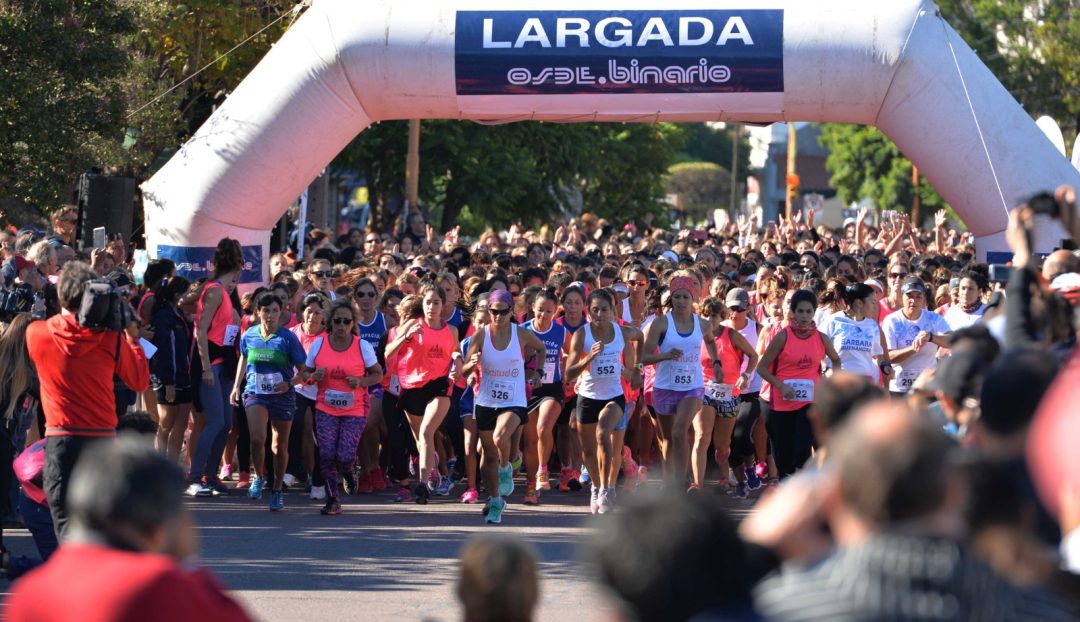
783,379,815,402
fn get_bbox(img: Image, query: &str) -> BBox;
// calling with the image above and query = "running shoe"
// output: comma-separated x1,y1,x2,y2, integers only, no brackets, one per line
597,488,613,514
236,471,251,489
558,467,573,492
523,485,539,506
393,487,413,503
485,497,506,524
731,482,748,499
754,461,769,479
218,464,233,481
408,455,419,477
579,465,591,486
321,498,342,515
204,477,229,496
589,486,600,514
745,466,762,491
310,484,327,501
537,468,551,492
621,447,639,478
356,472,374,494
282,473,299,489
446,458,458,479
481,498,491,516
568,469,583,492
510,455,523,473
269,490,285,511
248,476,265,500
342,471,357,496
435,476,453,496
370,468,388,491
461,488,479,504
186,482,211,498
498,465,515,497
413,482,430,505
687,483,702,494
637,465,649,486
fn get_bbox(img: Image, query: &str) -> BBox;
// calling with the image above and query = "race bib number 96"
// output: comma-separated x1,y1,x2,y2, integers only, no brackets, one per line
256,372,284,394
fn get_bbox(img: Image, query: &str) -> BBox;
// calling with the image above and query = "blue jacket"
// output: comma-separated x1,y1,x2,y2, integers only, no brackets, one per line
149,305,192,388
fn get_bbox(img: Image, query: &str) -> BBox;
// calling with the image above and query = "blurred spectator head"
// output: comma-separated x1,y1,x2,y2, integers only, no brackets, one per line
457,536,538,622
51,205,78,244
589,491,758,622
1042,250,1079,282
829,400,963,531
56,261,97,313
67,435,194,558
974,348,1058,449
809,372,886,447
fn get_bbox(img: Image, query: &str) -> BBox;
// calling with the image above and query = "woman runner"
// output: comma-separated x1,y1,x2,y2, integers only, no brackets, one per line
461,290,546,523
355,277,395,493
230,293,308,511
290,293,328,499
299,299,383,515
641,273,723,488
691,297,758,494
456,293,491,504
565,289,642,514
522,288,569,501
722,287,768,498
756,289,842,478
822,283,892,384
385,282,462,504
188,238,243,498
554,285,587,492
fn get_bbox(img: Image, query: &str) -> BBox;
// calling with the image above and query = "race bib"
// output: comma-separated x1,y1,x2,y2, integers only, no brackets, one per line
670,363,696,387
783,379,815,402
706,382,733,401
389,375,401,395
542,359,556,384
255,372,284,394
488,380,515,404
324,389,354,409
223,324,239,346
593,356,619,378
896,368,921,391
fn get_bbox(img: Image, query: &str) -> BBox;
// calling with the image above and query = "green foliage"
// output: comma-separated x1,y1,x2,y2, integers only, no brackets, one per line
674,123,751,180
664,161,731,220
334,121,686,233
0,0,136,215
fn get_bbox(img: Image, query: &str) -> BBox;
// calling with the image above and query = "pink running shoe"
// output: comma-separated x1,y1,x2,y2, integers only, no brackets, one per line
621,447,638,478
754,461,769,479
460,488,479,504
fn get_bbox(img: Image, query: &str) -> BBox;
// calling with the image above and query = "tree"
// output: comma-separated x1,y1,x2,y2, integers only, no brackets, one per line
675,122,751,183
0,0,136,218
334,121,686,235
664,162,731,221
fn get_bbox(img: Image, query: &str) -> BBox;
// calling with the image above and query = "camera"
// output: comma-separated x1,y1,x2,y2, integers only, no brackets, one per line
76,279,135,331
0,284,35,322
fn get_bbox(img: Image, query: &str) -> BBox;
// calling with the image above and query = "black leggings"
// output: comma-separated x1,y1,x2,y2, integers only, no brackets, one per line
382,393,418,482
286,394,324,486
762,401,814,478
728,392,761,468
236,403,250,473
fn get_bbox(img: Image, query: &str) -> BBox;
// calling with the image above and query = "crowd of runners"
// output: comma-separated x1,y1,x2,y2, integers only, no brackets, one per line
2,188,1080,618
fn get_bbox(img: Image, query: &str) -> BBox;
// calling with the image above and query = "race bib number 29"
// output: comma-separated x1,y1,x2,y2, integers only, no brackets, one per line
783,379,815,402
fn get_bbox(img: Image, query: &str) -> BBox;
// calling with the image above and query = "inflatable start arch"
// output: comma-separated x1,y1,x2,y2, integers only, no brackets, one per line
142,0,1080,281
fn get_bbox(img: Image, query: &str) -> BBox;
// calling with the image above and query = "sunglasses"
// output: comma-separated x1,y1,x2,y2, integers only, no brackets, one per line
313,270,332,278
509,290,521,298
490,307,511,316
729,306,747,313
331,317,353,326
365,238,379,244
889,272,909,279
628,280,648,287
355,290,377,298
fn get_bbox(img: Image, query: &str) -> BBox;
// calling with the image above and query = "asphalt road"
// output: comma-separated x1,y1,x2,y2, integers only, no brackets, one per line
0,476,760,621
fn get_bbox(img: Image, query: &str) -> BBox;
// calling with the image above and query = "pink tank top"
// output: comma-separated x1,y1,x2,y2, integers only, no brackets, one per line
196,281,237,347
383,326,401,396
312,336,371,417
398,321,454,390
703,327,743,393
762,325,825,411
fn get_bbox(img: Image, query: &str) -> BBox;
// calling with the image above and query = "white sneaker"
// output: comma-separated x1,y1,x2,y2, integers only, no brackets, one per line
310,485,327,501
597,488,613,514
218,464,233,481
185,482,204,497
590,486,599,514
282,473,299,488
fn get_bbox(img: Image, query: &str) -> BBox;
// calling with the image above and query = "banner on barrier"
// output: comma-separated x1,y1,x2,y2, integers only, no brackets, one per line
157,244,264,284
455,9,784,96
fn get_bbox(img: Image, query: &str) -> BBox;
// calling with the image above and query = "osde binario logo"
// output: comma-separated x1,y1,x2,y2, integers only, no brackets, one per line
455,10,784,96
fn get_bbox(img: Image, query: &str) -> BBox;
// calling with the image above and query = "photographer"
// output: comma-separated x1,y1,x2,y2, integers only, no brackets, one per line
25,261,149,539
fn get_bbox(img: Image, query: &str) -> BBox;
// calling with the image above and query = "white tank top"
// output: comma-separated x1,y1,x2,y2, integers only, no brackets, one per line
577,323,624,401
476,326,527,409
654,313,705,391
736,320,763,393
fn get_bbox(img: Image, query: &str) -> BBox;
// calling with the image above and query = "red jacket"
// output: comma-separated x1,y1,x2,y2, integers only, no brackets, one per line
26,313,149,437
7,544,253,622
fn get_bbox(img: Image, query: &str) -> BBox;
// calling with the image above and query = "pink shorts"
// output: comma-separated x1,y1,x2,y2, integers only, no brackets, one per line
652,387,705,416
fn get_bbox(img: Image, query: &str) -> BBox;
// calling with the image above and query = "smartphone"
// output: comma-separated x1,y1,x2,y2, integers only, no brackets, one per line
989,264,1012,284
93,227,107,249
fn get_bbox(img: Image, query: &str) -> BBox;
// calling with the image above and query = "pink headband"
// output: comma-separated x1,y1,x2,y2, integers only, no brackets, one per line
668,276,699,297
